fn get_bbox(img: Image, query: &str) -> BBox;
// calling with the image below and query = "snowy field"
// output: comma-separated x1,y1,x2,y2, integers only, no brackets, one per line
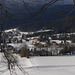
0,53,75,75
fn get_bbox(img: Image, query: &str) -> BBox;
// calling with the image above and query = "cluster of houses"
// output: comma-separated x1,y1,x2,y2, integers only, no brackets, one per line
0,28,75,56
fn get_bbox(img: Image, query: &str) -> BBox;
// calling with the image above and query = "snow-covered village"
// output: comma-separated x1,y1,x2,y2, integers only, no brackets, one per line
0,28,75,75
1,28,75,56
1,0,75,75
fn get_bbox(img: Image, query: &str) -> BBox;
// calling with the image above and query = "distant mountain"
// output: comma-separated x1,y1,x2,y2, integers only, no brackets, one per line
17,5,75,32
0,0,75,33
18,16,75,33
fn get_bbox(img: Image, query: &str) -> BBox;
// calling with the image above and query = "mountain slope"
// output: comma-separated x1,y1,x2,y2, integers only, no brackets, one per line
0,1,75,33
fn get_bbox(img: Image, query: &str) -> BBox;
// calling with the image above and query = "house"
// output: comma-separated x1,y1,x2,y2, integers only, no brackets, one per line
50,40,62,44
39,41,47,46
29,39,40,44
51,41,57,45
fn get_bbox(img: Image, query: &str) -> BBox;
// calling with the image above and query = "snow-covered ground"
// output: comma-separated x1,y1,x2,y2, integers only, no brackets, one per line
0,53,75,75
28,56,75,75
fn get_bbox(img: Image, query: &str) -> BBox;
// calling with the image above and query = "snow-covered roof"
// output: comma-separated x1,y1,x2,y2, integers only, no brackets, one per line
20,32,29,35
37,29,53,33
27,36,40,40
5,28,17,32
